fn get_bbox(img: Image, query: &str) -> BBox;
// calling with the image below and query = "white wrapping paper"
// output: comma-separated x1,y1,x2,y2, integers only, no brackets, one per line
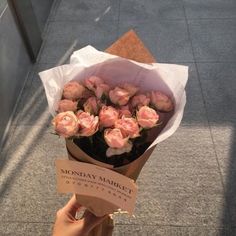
39,46,188,150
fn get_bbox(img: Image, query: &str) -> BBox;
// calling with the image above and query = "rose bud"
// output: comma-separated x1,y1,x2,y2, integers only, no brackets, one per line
150,91,174,112
123,83,139,97
63,81,85,100
95,83,110,99
84,76,104,91
99,106,119,128
109,87,130,106
52,111,78,138
104,128,129,149
131,94,150,108
76,111,99,136
137,106,159,128
115,117,140,138
119,105,132,118
83,96,100,115
57,99,77,113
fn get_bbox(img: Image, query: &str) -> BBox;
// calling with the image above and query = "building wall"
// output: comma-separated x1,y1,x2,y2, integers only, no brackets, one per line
0,0,54,147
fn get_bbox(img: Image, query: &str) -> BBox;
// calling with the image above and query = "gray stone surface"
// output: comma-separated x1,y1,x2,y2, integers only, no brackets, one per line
113,127,227,226
31,0,54,33
113,225,231,236
183,0,236,19
197,63,236,124
0,222,52,236
43,19,117,47
119,0,185,21
0,6,31,138
180,63,208,126
0,0,7,13
54,0,119,22
1,0,236,235
38,42,80,64
188,19,236,62
11,64,54,126
118,20,194,62
0,125,68,223
197,62,236,227
197,62,236,175
0,1,54,148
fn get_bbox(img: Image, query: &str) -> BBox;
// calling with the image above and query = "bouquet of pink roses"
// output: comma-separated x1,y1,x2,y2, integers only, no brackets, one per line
52,75,174,166
39,45,188,221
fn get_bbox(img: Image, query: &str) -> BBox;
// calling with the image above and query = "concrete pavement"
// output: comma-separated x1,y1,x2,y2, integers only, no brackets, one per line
1,0,236,235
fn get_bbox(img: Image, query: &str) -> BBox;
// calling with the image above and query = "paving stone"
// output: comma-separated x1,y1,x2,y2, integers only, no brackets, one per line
196,62,236,175
119,0,185,21
54,0,119,22
113,225,231,236
188,20,236,62
42,19,117,47
208,126,236,226
118,20,194,62
113,126,228,226
0,222,53,236
0,195,69,223
0,124,68,194
179,63,208,126
114,191,226,226
197,63,236,124
38,42,81,64
197,62,236,226
0,0,7,13
0,124,70,222
12,64,55,126
183,0,236,19
2,0,236,233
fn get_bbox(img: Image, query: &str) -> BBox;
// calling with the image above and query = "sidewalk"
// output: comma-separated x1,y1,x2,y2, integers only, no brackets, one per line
1,0,236,235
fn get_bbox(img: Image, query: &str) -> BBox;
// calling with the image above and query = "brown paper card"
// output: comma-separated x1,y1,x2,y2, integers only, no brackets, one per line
55,159,138,216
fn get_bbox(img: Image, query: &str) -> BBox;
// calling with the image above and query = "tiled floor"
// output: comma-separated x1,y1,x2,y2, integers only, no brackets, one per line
1,0,236,235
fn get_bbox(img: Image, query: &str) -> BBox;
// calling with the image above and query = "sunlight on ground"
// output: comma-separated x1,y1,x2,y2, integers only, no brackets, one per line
94,6,111,22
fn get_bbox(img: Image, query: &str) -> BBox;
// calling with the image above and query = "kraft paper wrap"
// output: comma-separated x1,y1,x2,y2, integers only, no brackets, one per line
39,30,188,236
67,30,158,181
70,31,156,235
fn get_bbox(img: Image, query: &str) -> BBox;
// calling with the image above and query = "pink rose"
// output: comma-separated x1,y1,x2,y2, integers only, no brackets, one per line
115,117,140,138
95,83,110,99
131,94,150,108
83,97,100,115
150,91,174,112
57,99,77,113
104,128,129,148
123,83,139,97
99,106,119,128
119,105,132,118
109,87,130,106
52,111,78,138
137,106,159,128
63,81,85,100
84,76,104,91
76,111,99,136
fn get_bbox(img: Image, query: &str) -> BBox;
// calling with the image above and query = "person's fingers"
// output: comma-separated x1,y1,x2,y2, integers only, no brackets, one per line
62,195,82,217
81,210,107,231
